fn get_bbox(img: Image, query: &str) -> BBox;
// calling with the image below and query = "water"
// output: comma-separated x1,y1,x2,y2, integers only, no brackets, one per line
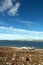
0,40,43,49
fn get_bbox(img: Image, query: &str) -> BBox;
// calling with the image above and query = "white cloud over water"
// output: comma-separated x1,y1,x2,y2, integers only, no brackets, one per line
0,26,43,40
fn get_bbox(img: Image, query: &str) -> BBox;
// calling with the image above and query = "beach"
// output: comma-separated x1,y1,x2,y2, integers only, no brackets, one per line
0,46,43,65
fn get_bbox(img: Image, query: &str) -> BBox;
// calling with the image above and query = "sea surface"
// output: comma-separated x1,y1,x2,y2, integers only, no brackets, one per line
0,40,43,49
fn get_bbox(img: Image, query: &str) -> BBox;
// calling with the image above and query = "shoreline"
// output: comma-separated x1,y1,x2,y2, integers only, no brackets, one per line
0,46,43,50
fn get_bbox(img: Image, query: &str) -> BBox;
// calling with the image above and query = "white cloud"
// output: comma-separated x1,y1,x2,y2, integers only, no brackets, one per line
0,26,43,40
0,0,12,12
8,2,20,16
0,0,20,16
0,34,30,40
17,18,41,28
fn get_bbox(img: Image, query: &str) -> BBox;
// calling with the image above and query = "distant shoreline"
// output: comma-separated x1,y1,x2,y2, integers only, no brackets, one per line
0,40,43,49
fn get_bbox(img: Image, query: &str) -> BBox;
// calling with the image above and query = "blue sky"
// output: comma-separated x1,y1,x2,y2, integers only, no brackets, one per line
0,0,43,40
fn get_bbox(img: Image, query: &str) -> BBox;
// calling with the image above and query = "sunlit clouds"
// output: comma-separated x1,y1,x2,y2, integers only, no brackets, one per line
0,26,43,40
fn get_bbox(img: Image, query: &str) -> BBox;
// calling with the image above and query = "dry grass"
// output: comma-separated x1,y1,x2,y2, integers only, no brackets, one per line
0,47,43,65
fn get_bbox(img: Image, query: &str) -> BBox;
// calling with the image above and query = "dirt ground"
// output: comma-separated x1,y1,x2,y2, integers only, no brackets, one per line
0,47,43,65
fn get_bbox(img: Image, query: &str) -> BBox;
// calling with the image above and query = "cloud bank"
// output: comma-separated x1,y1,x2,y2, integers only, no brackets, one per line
0,26,43,40
0,0,20,16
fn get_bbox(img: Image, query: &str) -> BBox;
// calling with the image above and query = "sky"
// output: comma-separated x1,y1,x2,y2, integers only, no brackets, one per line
0,0,43,40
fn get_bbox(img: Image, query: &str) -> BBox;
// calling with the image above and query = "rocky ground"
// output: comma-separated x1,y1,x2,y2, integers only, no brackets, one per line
0,47,43,65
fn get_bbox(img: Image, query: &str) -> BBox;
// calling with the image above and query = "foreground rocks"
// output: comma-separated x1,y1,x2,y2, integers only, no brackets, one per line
0,47,43,65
